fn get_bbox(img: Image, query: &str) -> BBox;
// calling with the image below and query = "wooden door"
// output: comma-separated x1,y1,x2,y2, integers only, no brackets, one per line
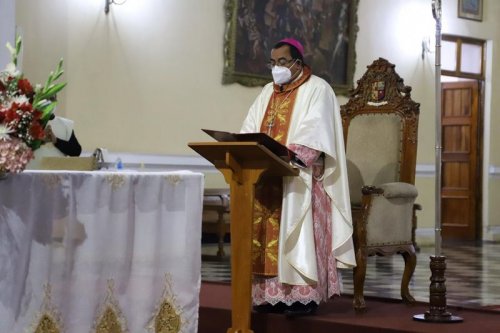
441,81,481,241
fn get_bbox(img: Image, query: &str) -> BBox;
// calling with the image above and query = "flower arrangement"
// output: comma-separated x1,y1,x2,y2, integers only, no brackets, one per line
0,36,66,174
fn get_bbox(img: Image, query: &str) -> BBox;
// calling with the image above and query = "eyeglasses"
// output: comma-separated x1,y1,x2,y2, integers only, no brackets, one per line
266,58,295,69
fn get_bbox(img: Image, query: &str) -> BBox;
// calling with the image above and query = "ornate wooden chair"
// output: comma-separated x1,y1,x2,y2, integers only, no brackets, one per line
340,58,420,311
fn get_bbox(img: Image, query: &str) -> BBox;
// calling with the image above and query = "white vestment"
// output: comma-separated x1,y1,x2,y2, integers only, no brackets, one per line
26,116,74,169
241,75,356,285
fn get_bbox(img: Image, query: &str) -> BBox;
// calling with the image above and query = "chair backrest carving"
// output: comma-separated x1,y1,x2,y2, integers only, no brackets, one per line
340,58,420,205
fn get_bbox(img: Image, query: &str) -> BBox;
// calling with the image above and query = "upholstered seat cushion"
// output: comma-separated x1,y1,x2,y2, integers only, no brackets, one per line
379,182,418,199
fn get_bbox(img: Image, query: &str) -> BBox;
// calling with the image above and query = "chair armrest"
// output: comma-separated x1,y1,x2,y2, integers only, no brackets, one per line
361,182,418,246
362,182,417,199
361,185,384,195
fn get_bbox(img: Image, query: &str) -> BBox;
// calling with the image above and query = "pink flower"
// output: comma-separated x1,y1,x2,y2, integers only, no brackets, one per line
0,137,33,173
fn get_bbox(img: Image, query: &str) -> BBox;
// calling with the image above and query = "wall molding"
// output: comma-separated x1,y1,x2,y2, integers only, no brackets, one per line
416,226,500,244
415,164,435,177
416,163,500,177
84,152,500,177
489,165,500,177
483,226,500,241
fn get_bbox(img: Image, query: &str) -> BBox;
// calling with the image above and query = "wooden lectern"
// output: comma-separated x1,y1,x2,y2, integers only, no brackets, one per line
188,142,299,333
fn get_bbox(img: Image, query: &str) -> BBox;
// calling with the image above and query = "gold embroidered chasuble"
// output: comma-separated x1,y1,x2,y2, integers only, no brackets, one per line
252,67,312,276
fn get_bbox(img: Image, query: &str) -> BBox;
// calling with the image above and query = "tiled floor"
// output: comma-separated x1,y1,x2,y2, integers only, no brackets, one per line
201,242,500,309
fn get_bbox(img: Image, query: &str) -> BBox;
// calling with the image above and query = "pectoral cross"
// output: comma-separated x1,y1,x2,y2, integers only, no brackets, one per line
266,117,275,135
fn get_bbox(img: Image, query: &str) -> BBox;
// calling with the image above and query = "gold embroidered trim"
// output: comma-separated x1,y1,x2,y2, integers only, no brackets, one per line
96,307,122,333
93,279,128,333
34,314,60,333
147,274,184,333
105,175,126,190
264,90,294,136
164,175,182,185
41,174,63,189
251,179,282,276
29,283,63,333
154,301,181,333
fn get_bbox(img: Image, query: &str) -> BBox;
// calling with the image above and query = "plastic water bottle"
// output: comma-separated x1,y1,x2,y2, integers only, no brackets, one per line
115,158,123,170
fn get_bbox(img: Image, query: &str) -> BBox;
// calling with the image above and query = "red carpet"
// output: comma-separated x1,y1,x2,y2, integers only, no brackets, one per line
199,282,500,333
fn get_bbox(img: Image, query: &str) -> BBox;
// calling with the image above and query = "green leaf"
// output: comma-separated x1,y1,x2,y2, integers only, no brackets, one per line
31,139,43,150
39,82,67,100
15,35,22,55
51,70,64,82
40,102,57,121
45,71,55,87
52,59,64,78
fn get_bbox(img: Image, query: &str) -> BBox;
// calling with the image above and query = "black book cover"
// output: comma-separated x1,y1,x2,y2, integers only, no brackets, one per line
202,129,301,164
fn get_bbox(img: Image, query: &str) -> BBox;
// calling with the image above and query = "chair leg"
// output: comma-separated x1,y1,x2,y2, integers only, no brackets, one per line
353,248,367,311
412,204,421,252
216,210,226,257
400,248,416,304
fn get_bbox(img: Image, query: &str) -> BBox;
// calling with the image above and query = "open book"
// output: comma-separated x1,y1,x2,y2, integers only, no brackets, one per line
202,129,305,167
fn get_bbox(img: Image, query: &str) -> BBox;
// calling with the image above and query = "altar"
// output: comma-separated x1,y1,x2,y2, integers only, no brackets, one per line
0,170,204,333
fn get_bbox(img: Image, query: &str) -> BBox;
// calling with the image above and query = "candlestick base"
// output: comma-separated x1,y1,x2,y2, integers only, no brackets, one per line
413,256,463,323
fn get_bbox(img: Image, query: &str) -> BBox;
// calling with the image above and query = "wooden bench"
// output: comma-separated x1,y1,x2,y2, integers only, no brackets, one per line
202,188,230,259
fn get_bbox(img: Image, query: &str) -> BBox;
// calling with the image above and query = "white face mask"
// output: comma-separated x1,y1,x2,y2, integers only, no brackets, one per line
271,60,297,85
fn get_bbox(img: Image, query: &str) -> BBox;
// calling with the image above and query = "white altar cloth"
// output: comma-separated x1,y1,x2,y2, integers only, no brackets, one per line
0,170,204,333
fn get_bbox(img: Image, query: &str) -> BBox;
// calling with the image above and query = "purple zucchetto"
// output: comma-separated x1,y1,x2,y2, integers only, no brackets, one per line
278,38,304,57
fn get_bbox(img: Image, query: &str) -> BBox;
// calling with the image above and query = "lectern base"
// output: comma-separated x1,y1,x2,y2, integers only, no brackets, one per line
413,313,463,323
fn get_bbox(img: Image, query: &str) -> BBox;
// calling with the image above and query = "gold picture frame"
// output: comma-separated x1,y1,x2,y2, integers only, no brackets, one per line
222,0,359,95
458,0,483,21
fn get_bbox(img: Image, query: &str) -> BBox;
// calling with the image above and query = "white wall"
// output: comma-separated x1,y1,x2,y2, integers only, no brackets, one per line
17,0,262,155
0,0,15,67
354,0,437,163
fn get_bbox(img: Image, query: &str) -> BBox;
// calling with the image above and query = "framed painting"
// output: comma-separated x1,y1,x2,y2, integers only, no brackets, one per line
458,0,483,21
222,0,359,95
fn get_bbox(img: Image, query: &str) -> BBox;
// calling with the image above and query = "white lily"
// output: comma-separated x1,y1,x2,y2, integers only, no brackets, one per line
12,95,30,105
5,42,15,56
0,125,14,141
4,63,19,77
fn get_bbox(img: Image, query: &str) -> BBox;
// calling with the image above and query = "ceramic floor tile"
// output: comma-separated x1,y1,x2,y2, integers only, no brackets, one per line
201,242,500,309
